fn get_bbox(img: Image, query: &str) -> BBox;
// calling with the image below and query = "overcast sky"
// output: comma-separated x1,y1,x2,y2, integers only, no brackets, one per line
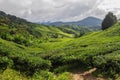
0,0,120,22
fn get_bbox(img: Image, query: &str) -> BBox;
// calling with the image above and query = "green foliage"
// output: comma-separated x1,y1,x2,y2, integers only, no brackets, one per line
0,57,13,73
0,68,27,80
32,70,55,80
57,72,72,80
0,38,52,76
58,25,92,37
36,23,120,78
12,56,51,75
1,11,120,79
0,11,91,47
102,12,117,30
32,71,72,80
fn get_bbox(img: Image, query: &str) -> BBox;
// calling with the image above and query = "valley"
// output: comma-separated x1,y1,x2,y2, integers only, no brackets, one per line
0,11,120,80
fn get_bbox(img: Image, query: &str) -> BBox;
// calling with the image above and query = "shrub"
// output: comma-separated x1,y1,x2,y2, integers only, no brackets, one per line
0,57,13,73
12,56,51,75
57,72,72,80
32,70,55,80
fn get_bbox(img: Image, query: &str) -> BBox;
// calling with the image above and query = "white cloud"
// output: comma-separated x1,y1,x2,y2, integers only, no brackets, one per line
98,0,120,18
98,0,120,10
0,0,120,22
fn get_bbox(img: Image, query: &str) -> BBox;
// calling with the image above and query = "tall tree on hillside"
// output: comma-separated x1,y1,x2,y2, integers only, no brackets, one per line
102,12,117,30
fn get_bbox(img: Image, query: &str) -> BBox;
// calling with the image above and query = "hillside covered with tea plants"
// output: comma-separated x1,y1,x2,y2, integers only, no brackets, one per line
0,11,92,46
0,11,120,80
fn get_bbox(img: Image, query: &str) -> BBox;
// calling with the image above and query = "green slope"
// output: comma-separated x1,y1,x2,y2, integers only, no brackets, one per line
1,11,120,79
37,23,120,78
0,11,91,47
1,22,120,79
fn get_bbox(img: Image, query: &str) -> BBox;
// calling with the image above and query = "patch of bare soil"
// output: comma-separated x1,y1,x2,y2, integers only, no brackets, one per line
72,68,106,80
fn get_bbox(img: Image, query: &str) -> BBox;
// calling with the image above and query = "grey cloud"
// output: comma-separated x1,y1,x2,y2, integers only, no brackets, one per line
0,0,119,22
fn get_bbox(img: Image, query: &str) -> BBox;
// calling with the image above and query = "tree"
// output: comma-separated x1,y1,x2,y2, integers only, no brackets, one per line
102,12,117,30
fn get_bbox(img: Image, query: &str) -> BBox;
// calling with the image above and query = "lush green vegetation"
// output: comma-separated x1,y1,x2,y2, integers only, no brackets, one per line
102,12,117,30
1,11,120,80
0,11,92,47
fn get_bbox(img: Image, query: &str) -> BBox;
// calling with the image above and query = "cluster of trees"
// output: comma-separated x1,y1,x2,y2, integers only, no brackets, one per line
102,12,117,30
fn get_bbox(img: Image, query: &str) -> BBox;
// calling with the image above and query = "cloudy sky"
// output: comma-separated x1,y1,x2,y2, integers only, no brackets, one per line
0,0,120,22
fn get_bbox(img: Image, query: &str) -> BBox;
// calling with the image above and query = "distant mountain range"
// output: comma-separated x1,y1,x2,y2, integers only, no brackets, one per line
42,17,102,28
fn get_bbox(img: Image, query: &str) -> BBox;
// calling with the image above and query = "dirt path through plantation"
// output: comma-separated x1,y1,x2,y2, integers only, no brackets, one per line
72,68,106,80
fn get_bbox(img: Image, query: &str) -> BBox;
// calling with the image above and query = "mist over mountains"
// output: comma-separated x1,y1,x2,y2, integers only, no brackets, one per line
42,17,102,28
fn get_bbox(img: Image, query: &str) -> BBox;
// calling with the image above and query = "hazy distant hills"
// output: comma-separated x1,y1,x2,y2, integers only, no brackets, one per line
42,17,102,28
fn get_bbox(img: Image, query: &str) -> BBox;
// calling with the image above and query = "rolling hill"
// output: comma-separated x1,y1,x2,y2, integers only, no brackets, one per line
0,11,120,80
0,11,92,46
